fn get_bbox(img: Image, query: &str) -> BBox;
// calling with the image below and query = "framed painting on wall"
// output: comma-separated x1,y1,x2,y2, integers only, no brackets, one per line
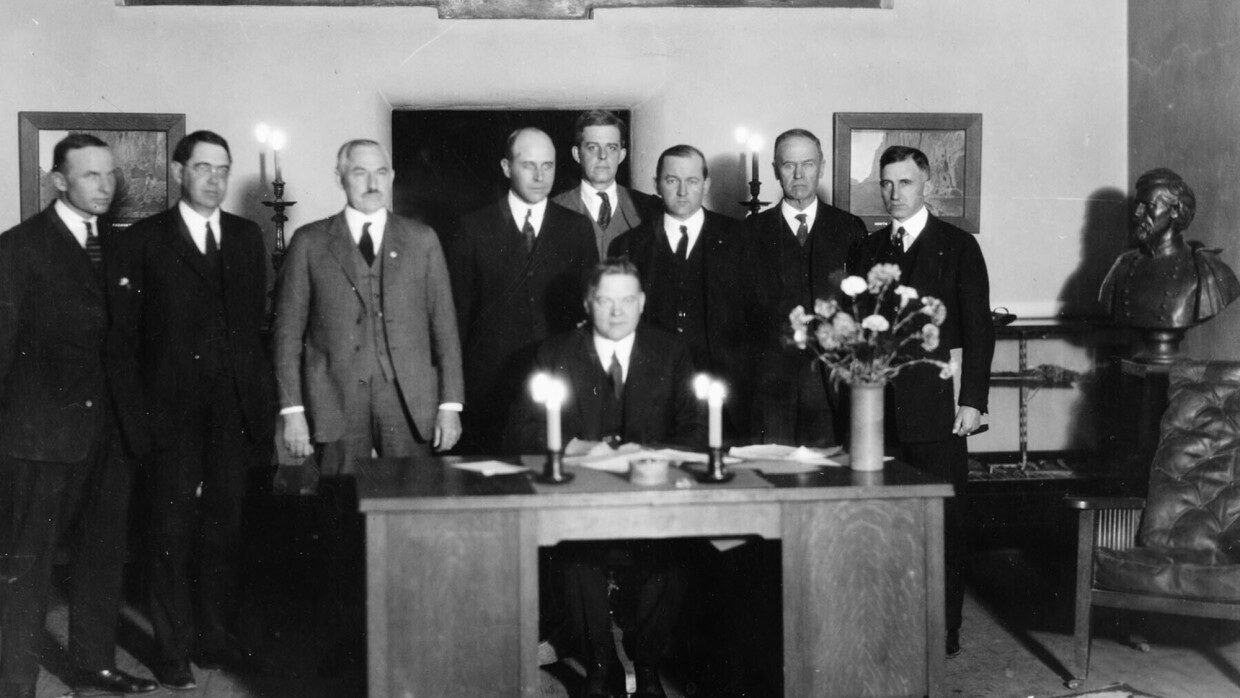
19,111,186,227
832,112,982,233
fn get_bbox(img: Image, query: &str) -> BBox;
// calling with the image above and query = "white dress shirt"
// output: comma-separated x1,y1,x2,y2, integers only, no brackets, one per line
508,192,548,236
344,206,387,251
781,198,819,236
593,330,637,384
178,200,222,254
893,205,930,249
662,208,706,257
54,199,98,248
579,181,620,225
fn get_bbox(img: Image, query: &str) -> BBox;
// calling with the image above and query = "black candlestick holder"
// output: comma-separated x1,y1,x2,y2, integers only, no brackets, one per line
262,177,297,275
739,178,770,217
535,449,574,484
695,446,734,484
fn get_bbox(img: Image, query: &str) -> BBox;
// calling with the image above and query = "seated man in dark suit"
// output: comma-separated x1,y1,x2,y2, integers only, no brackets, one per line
507,258,703,698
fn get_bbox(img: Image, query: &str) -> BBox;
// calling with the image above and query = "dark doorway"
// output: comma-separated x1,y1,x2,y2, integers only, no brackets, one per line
391,109,634,243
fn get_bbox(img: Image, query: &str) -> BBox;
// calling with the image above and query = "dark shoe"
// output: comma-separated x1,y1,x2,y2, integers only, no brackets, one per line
0,683,35,698
73,667,159,694
634,664,667,698
946,629,962,658
154,660,197,691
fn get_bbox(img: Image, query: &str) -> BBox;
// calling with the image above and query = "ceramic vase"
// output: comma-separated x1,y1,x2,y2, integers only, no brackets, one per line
849,381,885,472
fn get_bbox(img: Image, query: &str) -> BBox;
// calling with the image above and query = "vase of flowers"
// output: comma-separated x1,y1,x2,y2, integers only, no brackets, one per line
789,263,953,471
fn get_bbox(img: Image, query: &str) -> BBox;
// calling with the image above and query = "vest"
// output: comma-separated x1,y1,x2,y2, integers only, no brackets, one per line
352,239,396,382
646,230,710,370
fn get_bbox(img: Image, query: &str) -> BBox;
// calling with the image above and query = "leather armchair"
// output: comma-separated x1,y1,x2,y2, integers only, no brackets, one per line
1067,360,1240,687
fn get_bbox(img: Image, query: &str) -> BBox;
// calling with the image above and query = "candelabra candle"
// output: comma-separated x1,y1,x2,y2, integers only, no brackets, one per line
693,375,734,483
531,373,573,484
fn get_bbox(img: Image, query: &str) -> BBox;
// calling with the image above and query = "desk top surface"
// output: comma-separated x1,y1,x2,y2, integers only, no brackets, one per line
357,455,952,513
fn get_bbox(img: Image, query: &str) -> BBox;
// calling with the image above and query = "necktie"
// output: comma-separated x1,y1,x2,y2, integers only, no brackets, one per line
892,226,907,254
522,209,536,254
359,221,376,266
675,225,689,262
608,352,624,402
83,221,102,268
795,213,809,246
205,221,218,258
597,191,612,230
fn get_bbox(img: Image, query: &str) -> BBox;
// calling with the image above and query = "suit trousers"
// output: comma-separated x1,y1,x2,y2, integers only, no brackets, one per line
147,372,256,662
756,351,838,448
0,426,137,684
558,540,689,669
896,437,969,632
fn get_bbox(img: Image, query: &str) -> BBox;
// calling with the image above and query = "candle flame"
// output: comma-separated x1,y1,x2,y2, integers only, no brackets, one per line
747,133,764,153
255,123,270,144
270,129,287,151
693,374,711,400
707,381,727,403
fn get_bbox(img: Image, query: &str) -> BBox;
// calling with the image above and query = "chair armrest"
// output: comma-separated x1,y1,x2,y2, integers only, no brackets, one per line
1064,496,1145,511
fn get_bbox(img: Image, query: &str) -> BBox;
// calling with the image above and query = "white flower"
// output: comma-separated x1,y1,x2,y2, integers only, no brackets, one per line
118,277,130,287
793,327,808,349
939,362,956,380
860,314,890,333
840,276,868,297
894,285,919,308
866,264,902,293
920,323,940,352
813,298,838,318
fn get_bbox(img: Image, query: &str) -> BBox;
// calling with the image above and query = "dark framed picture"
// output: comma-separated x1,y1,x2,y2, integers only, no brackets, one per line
19,111,186,226
832,112,982,233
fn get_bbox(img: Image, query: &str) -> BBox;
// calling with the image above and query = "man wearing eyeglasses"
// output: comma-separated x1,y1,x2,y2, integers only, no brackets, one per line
552,110,659,258
109,130,274,690
505,259,701,698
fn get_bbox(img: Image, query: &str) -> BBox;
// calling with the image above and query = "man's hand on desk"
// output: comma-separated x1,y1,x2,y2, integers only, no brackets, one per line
433,409,461,452
281,412,314,458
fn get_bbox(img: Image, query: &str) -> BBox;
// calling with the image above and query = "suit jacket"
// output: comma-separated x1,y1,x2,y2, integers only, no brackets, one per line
0,205,111,462
108,207,274,453
608,208,760,432
552,184,659,258
273,210,464,443
847,213,995,443
449,198,598,412
504,326,703,453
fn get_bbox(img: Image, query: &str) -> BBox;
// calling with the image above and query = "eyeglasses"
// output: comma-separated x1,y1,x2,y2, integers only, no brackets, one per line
189,163,231,178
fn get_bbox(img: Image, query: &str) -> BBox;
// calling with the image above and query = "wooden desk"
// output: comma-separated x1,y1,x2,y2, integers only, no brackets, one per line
358,457,952,698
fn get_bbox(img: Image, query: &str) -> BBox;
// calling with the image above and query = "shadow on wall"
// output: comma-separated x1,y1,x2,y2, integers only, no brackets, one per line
705,152,759,221
1056,186,1133,464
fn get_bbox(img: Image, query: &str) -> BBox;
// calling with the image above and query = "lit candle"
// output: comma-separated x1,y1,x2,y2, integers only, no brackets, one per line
270,129,287,182
694,374,726,448
255,124,270,184
531,373,567,451
734,127,750,186
748,133,763,185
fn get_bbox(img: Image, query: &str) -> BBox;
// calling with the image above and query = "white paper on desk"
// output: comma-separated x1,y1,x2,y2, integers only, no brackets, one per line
563,443,643,473
650,448,741,465
729,444,844,466
451,460,528,476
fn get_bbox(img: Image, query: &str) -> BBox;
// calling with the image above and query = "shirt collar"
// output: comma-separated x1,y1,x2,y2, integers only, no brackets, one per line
893,205,930,246
344,206,388,247
592,329,637,379
780,198,818,235
581,181,620,215
508,191,549,236
663,208,706,254
178,200,222,254
54,199,98,247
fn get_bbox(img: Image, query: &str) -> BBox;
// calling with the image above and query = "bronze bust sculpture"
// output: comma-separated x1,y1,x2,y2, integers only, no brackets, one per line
1099,168,1240,363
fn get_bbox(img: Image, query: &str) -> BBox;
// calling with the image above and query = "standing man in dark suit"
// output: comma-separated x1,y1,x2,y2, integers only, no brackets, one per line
273,138,464,672
552,109,658,258
109,131,274,690
506,259,701,698
0,135,158,698
449,127,597,453
609,144,760,441
847,145,995,658
747,128,867,446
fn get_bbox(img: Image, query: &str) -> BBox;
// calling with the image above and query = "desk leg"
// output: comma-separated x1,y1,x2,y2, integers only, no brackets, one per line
366,509,529,698
782,498,937,698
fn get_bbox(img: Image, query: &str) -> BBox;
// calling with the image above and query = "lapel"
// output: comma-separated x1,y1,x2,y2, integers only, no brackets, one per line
760,207,794,290
380,213,410,306
906,215,947,291
621,329,654,432
528,201,562,270
325,211,367,308
496,197,535,273
42,206,102,299
569,328,605,436
159,207,212,280
614,186,643,231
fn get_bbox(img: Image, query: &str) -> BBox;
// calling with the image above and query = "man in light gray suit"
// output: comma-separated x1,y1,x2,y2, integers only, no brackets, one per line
272,138,463,672
552,109,658,258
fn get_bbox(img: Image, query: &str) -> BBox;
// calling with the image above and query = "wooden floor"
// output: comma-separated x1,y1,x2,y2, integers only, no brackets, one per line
24,544,1240,698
